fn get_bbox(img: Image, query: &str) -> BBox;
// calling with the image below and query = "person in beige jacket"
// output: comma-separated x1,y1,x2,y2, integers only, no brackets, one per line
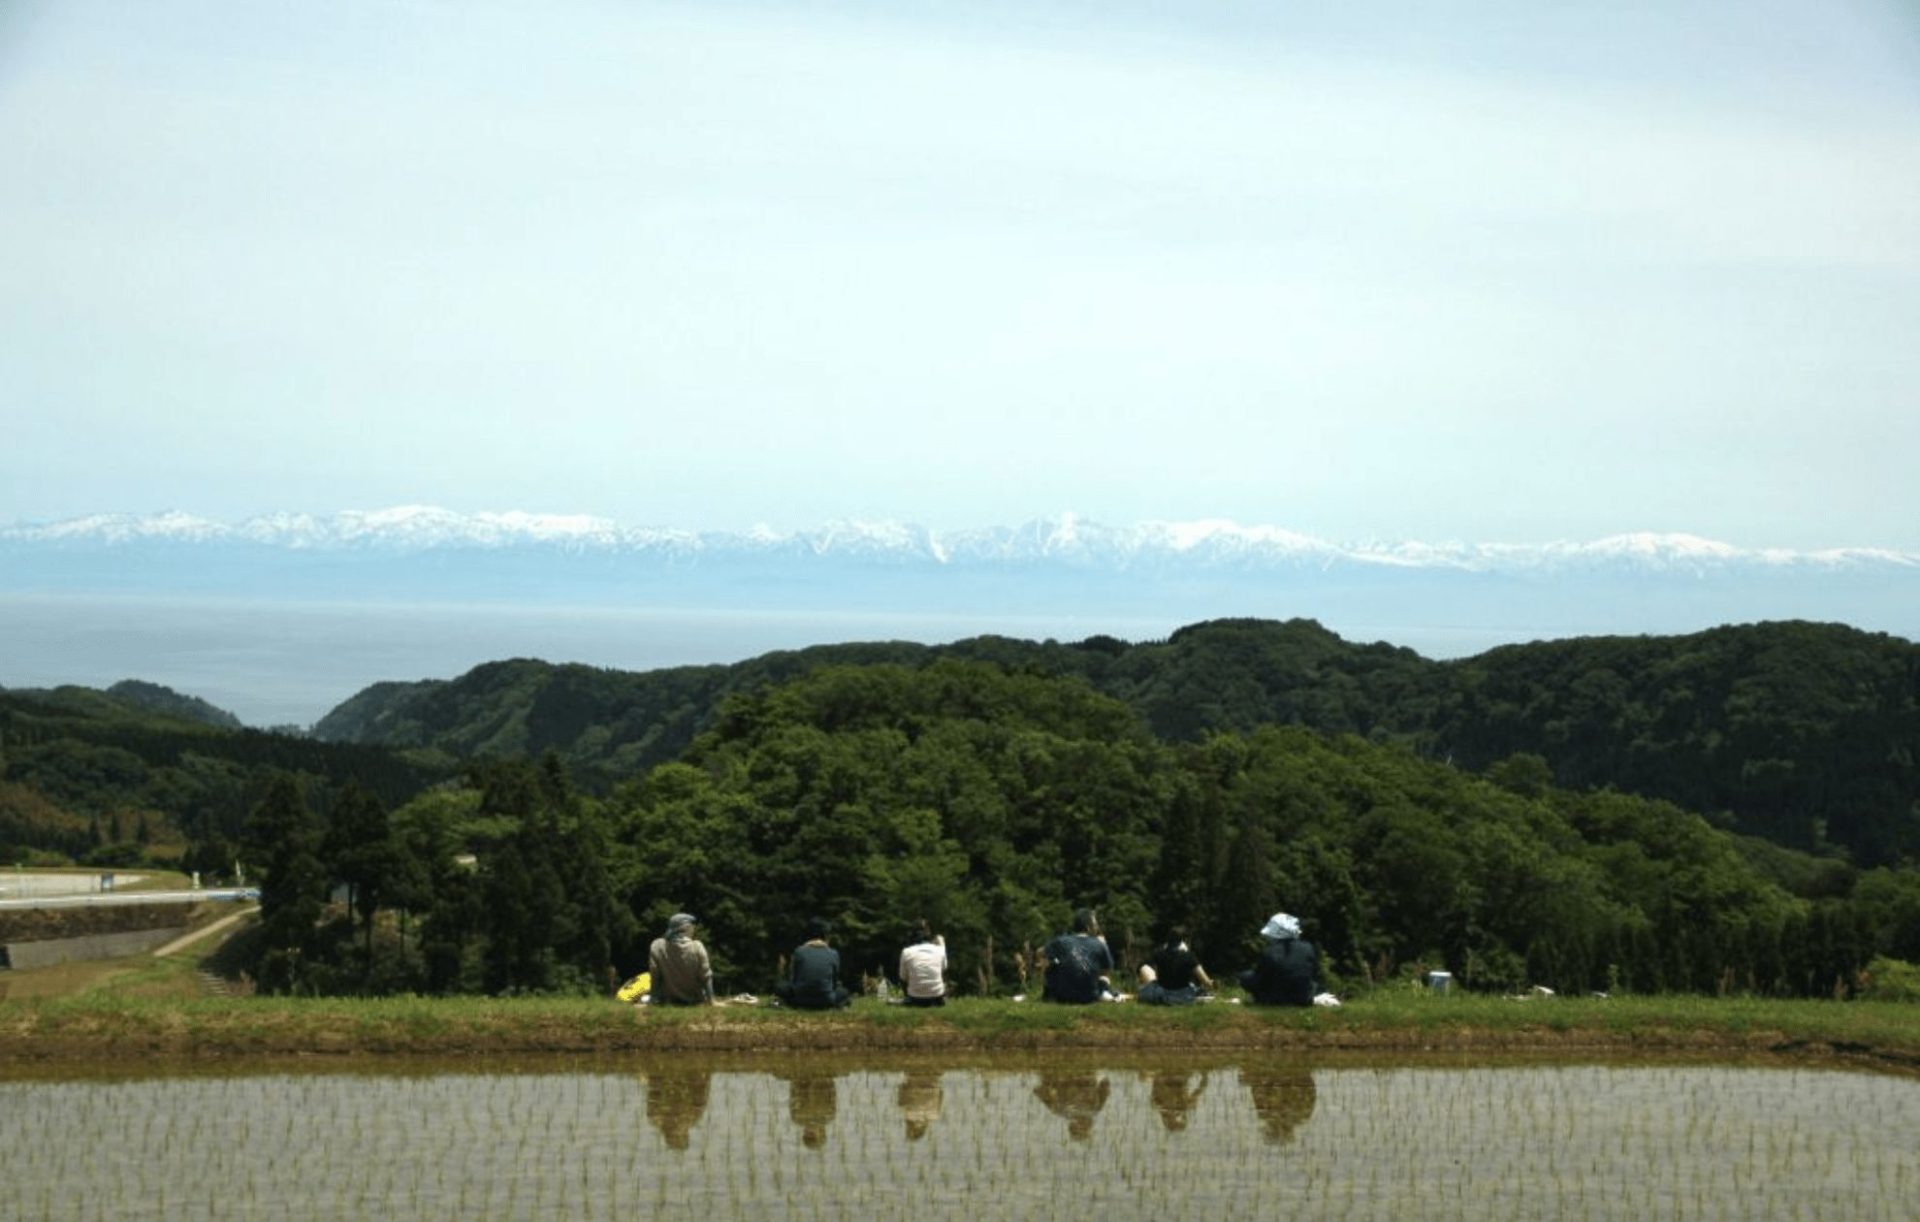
648,912,713,1005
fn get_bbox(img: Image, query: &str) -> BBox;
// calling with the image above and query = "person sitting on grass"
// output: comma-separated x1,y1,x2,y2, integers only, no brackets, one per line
1239,912,1318,1006
1041,908,1116,1004
776,917,852,1010
1135,926,1214,1005
648,912,713,1006
898,919,949,1007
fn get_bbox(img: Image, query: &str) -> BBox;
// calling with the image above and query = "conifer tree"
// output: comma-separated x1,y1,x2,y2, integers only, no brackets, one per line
325,782,414,983
246,773,328,994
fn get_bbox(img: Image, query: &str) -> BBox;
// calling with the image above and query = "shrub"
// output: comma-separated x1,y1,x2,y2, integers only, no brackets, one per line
1859,956,1920,1002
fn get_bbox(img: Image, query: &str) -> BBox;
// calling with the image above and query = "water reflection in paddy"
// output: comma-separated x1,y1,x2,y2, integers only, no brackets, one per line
5,1056,1916,1220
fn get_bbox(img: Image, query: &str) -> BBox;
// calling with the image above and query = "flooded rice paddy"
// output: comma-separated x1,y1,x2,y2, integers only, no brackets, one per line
3,1056,1916,1220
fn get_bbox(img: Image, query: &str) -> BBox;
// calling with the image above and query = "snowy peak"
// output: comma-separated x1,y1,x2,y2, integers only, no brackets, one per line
3,509,1916,573
20,510,229,544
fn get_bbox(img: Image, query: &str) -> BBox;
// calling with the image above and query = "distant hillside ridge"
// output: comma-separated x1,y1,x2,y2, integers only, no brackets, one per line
309,617,1920,867
104,679,243,729
1,681,240,730
0,684,454,868
309,643,944,777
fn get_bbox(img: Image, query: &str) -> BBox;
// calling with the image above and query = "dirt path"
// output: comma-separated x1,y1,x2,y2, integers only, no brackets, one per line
153,907,256,958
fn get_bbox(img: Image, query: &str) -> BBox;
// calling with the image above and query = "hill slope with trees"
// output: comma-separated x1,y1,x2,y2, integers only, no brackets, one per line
247,661,1920,1000
0,684,450,872
313,618,1920,866
8,623,1917,1004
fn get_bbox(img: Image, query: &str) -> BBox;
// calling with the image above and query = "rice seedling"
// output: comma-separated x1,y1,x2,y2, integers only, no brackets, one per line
1,1055,1916,1218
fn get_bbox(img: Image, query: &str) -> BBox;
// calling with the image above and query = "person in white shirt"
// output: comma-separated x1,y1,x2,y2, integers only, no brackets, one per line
898,920,948,1007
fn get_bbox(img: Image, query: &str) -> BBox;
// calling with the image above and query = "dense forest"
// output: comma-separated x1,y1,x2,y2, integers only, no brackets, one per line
5,619,1918,1001
0,685,448,873
314,618,1920,866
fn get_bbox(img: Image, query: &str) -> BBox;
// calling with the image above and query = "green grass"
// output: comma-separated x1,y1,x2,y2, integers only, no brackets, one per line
5,983,1917,1065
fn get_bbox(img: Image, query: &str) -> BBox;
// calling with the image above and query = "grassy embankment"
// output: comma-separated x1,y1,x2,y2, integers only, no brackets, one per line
5,920,1914,1064
5,974,1917,1066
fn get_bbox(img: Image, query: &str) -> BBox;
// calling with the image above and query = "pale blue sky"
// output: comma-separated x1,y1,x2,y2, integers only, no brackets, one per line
3,0,1917,547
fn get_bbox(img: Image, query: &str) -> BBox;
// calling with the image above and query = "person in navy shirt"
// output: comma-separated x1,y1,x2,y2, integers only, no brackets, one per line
777,917,852,1009
1042,908,1115,1003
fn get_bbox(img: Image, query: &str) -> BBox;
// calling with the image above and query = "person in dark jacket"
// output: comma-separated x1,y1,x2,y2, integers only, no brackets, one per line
776,917,851,1009
1042,908,1115,1003
1239,912,1318,1006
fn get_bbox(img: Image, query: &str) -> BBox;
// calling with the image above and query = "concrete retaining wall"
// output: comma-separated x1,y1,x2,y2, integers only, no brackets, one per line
0,902,201,943
2,926,187,970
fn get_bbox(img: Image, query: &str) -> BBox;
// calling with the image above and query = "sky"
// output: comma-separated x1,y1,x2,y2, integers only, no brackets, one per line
2,0,1917,549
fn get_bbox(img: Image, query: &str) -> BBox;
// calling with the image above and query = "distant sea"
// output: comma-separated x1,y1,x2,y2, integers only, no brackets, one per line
2,593,1544,729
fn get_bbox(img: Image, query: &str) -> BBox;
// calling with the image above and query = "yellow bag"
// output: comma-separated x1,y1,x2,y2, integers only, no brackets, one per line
616,972,651,1003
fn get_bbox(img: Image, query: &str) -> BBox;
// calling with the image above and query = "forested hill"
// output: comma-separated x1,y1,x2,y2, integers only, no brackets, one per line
2,681,240,730
101,679,244,729
307,625,1430,784
267,658,1920,1001
312,618,1920,866
9,639,1919,1002
1430,623,1920,865
0,685,451,869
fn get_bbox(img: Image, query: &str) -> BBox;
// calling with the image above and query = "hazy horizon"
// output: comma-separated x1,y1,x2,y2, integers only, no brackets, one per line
0,593,1761,728
7,569,1913,728
4,0,1918,550
4,2,1914,719
7,503,1920,557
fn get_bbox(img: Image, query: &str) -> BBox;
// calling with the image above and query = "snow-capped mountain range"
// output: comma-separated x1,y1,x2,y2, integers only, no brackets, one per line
4,506,1915,574
7,507,1916,726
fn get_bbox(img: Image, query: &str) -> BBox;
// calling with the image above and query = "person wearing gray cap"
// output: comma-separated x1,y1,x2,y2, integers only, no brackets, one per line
1239,912,1317,1006
648,912,714,1005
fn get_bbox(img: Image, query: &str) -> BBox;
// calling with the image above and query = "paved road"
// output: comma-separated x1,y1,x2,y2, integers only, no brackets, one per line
0,888,258,912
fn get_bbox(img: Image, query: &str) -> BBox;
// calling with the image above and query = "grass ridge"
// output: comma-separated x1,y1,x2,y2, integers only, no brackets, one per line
5,993,1918,1068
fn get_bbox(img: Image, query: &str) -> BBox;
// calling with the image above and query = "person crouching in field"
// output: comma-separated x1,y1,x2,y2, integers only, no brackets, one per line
898,920,949,1007
776,917,852,1010
1136,926,1214,1005
649,912,714,1005
1240,912,1318,1006
1042,908,1116,1003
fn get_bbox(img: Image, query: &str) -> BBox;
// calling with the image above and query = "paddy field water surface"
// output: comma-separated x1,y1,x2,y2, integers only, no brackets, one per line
4,1055,1916,1220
